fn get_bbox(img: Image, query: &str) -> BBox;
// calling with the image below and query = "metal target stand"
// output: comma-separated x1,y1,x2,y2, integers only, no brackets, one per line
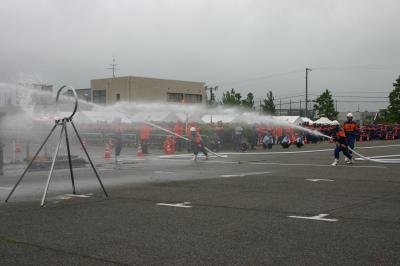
5,86,108,207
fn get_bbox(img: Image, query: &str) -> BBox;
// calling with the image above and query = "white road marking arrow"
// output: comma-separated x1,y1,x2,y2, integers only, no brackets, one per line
288,213,338,222
156,202,192,208
305,179,334,182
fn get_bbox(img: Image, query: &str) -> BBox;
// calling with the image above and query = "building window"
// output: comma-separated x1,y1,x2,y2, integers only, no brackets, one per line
93,89,106,104
167,92,202,103
116,93,120,102
184,94,202,103
167,92,184,102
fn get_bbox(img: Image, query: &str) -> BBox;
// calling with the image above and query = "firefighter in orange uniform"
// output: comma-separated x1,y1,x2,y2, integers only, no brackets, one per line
190,127,208,161
331,121,353,166
343,113,358,159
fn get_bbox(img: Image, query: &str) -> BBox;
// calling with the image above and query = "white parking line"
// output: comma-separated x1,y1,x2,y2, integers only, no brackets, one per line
64,194,91,198
288,213,338,222
357,144,400,149
219,171,271,178
154,171,175,174
306,179,334,182
250,162,386,169
156,202,192,208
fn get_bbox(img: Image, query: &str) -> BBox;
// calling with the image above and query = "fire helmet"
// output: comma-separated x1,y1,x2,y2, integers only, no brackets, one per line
346,113,353,118
190,127,197,132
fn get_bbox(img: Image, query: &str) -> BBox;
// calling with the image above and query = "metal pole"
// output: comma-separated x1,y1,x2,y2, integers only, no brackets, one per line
41,122,65,207
12,140,16,163
5,123,58,203
70,121,108,197
0,112,4,175
279,98,282,116
305,68,312,118
64,122,76,194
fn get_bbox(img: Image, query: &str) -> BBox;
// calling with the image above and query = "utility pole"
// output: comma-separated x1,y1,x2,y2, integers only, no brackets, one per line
279,98,282,116
0,112,5,175
259,99,262,114
305,67,312,118
299,100,302,116
335,100,338,112
107,56,119,78
289,98,292,115
205,86,218,105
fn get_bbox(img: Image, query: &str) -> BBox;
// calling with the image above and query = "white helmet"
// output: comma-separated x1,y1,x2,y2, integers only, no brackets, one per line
347,113,353,118
190,127,196,132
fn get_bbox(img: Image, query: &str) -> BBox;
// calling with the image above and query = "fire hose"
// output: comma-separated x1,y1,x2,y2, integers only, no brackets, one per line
325,134,400,164
143,121,226,158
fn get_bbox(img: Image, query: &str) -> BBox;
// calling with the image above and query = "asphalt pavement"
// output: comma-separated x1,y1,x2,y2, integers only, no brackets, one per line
0,140,399,265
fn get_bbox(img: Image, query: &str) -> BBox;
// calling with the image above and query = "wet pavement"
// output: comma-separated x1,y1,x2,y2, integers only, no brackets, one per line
0,140,399,265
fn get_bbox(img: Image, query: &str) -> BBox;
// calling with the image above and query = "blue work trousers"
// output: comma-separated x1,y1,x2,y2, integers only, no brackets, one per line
334,144,352,160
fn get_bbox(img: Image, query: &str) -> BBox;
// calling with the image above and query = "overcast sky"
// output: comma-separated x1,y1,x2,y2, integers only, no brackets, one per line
1,0,399,112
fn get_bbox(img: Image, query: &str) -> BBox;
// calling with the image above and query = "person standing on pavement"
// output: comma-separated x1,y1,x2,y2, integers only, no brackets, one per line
190,127,208,161
232,126,243,152
343,113,358,160
331,121,353,166
174,121,184,152
139,123,152,154
114,127,123,165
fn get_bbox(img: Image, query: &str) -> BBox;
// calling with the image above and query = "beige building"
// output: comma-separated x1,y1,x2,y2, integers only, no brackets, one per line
91,76,206,105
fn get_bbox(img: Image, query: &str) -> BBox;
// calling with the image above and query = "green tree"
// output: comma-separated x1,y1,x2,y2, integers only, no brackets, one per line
387,75,400,123
222,88,242,106
375,109,389,124
313,89,338,120
241,92,255,109
261,91,276,114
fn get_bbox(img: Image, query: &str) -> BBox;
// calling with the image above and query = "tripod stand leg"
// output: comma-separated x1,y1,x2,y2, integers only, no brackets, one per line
70,121,108,197
64,124,76,194
5,123,58,203
41,123,65,207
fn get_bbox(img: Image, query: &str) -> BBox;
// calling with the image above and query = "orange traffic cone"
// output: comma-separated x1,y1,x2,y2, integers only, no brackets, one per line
104,143,111,160
136,144,144,157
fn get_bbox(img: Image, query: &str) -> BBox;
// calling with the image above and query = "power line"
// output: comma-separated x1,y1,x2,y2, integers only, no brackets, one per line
313,63,400,71
218,69,304,86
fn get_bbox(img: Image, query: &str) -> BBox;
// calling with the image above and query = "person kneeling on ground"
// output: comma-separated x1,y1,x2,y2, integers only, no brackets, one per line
281,135,291,148
331,122,353,166
190,127,208,161
262,132,273,149
294,136,304,148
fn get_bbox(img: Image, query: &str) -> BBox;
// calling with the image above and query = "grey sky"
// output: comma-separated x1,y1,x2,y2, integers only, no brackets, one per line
1,0,399,112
